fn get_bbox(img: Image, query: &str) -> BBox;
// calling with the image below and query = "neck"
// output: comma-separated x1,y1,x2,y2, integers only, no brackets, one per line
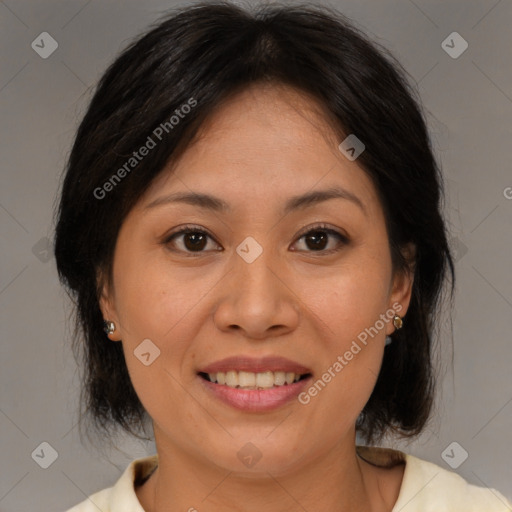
136,434,395,512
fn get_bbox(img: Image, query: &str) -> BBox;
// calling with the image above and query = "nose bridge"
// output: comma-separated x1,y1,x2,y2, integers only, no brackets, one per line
232,235,280,299
212,235,299,337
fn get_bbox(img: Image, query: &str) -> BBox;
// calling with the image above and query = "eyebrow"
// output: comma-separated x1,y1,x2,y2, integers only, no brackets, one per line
144,186,367,217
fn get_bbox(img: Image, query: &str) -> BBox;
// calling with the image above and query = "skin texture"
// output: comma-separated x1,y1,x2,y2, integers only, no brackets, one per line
99,83,414,512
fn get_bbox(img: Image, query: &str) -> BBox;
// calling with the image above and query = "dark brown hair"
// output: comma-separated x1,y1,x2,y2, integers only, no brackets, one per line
54,1,455,445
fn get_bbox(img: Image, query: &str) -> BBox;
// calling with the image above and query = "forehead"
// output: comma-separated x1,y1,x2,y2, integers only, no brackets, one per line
192,82,342,153
139,83,381,218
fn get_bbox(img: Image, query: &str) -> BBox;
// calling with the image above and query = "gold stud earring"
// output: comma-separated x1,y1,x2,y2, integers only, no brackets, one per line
385,314,404,346
393,314,403,330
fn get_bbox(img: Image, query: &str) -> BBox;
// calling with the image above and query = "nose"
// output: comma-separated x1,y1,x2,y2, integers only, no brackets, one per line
212,246,300,340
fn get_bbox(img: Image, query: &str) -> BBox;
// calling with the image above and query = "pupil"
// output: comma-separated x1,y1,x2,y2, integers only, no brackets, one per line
307,231,327,250
185,232,206,251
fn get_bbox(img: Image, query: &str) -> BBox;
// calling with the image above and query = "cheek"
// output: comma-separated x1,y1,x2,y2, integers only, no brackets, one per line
112,259,194,418
299,258,391,346
296,256,389,407
112,252,219,410
113,253,211,343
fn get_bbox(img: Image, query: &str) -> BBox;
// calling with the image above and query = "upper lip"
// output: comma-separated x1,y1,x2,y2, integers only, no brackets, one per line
198,356,312,375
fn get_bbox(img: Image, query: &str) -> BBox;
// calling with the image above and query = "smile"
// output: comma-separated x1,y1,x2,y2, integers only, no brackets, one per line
197,370,313,411
198,370,311,389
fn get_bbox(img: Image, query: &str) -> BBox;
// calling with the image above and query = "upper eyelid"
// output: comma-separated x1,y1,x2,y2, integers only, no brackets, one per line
164,223,347,250
295,223,345,239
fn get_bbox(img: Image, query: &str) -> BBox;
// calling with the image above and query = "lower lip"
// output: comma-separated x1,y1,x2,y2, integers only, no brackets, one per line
198,375,312,412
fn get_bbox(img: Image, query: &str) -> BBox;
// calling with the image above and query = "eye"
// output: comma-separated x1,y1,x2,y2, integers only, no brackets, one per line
163,225,221,255
291,224,349,254
162,223,349,256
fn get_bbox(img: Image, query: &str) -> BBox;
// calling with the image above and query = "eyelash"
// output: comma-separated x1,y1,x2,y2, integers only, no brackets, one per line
162,223,349,257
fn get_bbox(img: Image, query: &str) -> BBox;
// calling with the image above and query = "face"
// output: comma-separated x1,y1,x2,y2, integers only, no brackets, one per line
99,83,414,476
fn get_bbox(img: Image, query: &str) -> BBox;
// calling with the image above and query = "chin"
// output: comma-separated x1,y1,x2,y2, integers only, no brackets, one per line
200,435,311,477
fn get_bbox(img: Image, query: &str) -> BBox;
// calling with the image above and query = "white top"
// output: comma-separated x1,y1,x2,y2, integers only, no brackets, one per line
64,445,512,511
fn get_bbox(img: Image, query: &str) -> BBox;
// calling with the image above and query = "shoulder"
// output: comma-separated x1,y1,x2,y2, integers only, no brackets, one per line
357,445,511,511
396,452,511,511
62,455,158,512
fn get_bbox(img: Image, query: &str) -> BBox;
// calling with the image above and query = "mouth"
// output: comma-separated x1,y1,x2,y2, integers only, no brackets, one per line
196,356,313,412
198,370,312,390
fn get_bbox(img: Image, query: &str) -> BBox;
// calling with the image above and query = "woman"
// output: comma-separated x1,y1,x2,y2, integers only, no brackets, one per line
55,2,511,511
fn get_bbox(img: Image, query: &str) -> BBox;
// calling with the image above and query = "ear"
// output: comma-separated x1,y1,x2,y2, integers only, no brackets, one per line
386,242,416,335
97,268,122,341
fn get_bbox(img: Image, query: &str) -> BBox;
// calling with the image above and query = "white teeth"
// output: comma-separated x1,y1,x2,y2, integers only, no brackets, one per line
274,371,286,386
205,370,307,388
225,370,238,387
238,371,256,387
256,371,274,388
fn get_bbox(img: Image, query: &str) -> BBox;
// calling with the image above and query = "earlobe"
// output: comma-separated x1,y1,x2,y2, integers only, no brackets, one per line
98,289,114,322
97,268,112,318
388,242,416,326
97,268,121,341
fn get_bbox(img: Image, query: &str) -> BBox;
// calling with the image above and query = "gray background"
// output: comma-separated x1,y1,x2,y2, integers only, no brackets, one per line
1,0,511,510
